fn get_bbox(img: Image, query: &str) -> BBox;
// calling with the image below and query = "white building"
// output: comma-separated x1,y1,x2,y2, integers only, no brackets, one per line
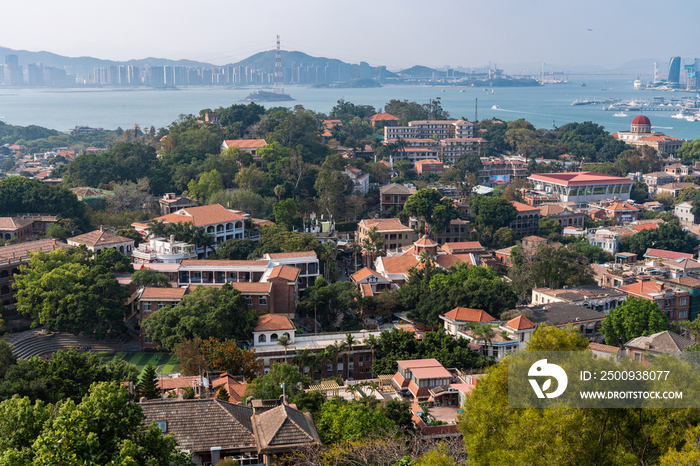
675,201,696,225
132,236,196,264
344,165,370,195
67,228,135,257
528,172,633,205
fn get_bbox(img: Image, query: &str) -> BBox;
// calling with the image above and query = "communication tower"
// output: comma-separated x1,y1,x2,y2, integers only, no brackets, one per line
274,35,284,94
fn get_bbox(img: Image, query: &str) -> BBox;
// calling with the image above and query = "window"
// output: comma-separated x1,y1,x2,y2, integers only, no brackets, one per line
681,298,688,306
156,422,167,432
142,302,151,312
259,296,267,305
680,311,688,319
245,296,253,306
157,302,166,310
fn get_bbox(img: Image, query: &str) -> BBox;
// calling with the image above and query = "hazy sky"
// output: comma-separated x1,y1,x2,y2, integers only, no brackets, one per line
4,0,698,72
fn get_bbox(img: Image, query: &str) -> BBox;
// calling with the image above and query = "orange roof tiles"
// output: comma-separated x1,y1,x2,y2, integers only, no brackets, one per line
140,287,187,300
68,230,134,247
351,268,385,282
443,307,496,322
266,251,317,259
155,204,246,227
505,315,535,330
360,283,374,297
511,200,540,212
588,342,621,353
268,265,300,282
414,235,438,246
223,139,267,149
378,254,420,276
359,218,412,232
442,242,484,253
254,314,294,332
369,113,399,121
435,254,473,268
229,282,272,293
632,224,659,232
638,135,682,142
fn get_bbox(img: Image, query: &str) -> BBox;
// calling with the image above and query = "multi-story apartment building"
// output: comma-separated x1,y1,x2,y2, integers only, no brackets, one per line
384,120,485,165
379,183,416,212
510,201,540,237
357,218,416,253
618,280,691,323
132,204,249,257
477,158,529,186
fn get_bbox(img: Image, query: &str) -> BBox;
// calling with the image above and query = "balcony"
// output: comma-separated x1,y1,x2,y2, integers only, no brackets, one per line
132,247,195,263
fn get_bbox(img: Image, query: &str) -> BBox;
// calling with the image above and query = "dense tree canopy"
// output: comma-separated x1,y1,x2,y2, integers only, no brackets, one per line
244,362,310,400
601,297,669,346
403,188,459,233
0,348,138,404
371,327,491,375
142,283,257,348
0,177,90,231
618,222,700,258
469,195,518,243
0,382,190,465
402,264,517,325
508,244,594,301
14,249,128,337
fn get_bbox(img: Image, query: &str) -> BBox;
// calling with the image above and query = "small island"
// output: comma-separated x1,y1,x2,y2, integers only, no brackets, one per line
241,90,295,102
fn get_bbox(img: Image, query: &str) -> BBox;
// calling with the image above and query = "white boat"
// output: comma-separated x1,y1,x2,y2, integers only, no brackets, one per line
613,112,628,117
686,115,698,122
671,112,686,119
491,105,500,110
460,90,464,93
491,89,494,94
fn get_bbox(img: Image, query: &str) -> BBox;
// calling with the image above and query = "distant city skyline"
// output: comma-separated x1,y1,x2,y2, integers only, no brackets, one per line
4,0,699,73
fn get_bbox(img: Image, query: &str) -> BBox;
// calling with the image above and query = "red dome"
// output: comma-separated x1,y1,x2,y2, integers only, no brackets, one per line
632,115,651,125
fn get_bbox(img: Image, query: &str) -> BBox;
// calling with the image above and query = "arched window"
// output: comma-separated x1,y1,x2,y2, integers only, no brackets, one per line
207,226,215,233
282,332,290,339
3,234,9,241
226,223,233,231
258,334,266,343
235,221,243,229
216,224,224,232
0,286,8,295
0,270,8,278
10,268,19,276
270,333,278,342
119,246,125,254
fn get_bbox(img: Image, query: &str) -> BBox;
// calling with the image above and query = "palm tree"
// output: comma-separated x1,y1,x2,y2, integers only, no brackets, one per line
200,231,216,258
362,226,385,269
365,334,378,375
324,343,342,377
343,334,356,378
277,335,291,362
293,348,314,376
149,220,167,238
418,249,435,268
274,184,286,201
349,242,362,274
345,383,358,400
471,324,495,351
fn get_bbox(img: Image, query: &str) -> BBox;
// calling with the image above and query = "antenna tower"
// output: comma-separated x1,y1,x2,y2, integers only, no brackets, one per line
274,35,284,94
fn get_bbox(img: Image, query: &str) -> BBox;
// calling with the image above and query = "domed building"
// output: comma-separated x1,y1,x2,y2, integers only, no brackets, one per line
612,115,685,155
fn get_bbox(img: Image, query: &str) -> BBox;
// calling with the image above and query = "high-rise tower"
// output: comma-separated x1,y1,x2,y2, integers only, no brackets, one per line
274,35,284,94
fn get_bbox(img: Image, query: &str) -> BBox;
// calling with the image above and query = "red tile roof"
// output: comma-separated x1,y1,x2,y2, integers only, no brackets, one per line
645,248,693,260
529,172,633,186
632,224,659,232
351,268,385,282
223,139,267,149
369,113,399,121
68,230,134,247
443,307,496,322
254,314,294,332
140,287,187,300
511,200,540,212
505,315,535,331
155,204,246,227
588,342,620,353
267,265,300,282
266,251,317,260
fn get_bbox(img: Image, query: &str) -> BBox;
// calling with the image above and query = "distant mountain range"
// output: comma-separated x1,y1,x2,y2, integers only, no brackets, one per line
0,45,658,79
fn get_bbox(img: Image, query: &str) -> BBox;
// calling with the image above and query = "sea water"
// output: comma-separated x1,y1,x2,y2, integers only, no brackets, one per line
0,77,698,140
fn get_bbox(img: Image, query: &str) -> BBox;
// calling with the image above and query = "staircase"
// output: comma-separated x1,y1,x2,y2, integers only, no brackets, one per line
7,329,139,360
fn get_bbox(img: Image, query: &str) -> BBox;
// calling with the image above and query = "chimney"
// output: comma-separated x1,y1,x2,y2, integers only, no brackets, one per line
170,234,175,243
99,225,103,232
